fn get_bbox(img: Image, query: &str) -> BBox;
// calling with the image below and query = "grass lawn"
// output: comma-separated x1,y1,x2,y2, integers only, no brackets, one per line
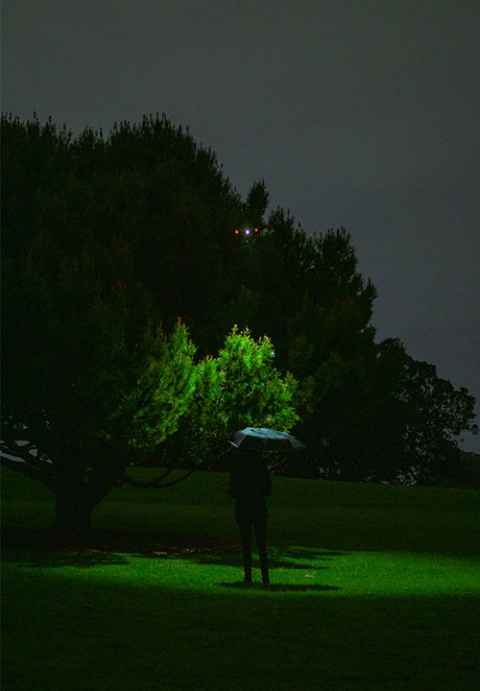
2,467,480,691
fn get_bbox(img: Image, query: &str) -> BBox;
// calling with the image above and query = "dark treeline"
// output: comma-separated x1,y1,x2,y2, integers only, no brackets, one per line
1,111,478,519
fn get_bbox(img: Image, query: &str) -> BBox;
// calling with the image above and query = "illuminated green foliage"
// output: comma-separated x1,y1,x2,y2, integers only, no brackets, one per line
176,325,300,467
216,325,299,431
111,320,197,452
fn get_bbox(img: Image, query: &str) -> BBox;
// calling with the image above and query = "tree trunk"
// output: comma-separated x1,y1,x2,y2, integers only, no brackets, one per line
52,491,95,544
51,458,121,543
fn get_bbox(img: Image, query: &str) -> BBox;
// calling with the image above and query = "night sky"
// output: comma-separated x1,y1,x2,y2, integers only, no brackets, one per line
3,1,479,451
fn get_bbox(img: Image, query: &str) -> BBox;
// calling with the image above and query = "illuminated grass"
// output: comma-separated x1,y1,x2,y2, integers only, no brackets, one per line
7,548,478,599
2,469,480,690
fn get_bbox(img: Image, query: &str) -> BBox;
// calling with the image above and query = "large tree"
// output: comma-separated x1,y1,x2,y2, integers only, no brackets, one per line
392,344,478,485
2,111,477,489
1,223,199,533
230,210,477,484
1,113,205,534
1,112,305,535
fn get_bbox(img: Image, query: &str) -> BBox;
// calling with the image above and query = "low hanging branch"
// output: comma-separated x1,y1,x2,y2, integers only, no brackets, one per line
0,444,56,491
1,443,198,497
1,430,199,487
1,439,47,465
118,468,197,489
120,468,196,489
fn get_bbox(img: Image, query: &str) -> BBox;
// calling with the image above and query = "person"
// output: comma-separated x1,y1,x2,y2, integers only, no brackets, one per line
228,443,272,587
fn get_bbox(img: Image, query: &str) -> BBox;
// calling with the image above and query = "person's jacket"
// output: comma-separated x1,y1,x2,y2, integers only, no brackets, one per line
228,450,272,501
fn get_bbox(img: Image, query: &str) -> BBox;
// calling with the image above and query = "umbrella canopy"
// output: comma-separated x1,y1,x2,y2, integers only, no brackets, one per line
229,427,305,453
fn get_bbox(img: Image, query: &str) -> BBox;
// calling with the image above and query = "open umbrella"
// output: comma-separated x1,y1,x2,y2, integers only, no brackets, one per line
229,427,305,453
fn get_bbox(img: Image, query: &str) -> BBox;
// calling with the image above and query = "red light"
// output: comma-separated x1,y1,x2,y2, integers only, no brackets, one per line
234,228,240,235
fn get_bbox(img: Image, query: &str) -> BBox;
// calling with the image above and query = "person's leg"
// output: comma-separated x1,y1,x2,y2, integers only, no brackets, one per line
253,509,270,586
235,504,253,583
239,519,253,583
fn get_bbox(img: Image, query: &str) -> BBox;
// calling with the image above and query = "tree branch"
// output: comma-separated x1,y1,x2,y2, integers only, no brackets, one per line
0,440,46,465
0,454,56,491
153,469,196,487
119,466,173,487
121,467,195,488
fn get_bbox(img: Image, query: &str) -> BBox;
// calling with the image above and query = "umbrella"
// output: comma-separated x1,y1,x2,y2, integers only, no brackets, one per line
229,427,305,453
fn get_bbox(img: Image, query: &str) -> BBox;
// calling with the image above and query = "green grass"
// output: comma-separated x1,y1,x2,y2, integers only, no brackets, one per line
2,468,480,691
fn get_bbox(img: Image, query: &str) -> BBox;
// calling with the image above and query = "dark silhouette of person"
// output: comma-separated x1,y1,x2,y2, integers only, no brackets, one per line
228,444,271,587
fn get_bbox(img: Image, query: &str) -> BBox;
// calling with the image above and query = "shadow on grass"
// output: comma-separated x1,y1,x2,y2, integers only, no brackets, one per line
2,527,349,572
219,581,340,592
15,551,130,568
168,548,334,571
285,547,347,559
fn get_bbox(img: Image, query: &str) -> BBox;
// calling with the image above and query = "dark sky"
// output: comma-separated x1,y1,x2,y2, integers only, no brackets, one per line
3,0,479,451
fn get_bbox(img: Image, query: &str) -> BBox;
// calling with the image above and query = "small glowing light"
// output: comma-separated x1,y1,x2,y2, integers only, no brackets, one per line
254,227,259,233
245,228,251,235
234,228,240,235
